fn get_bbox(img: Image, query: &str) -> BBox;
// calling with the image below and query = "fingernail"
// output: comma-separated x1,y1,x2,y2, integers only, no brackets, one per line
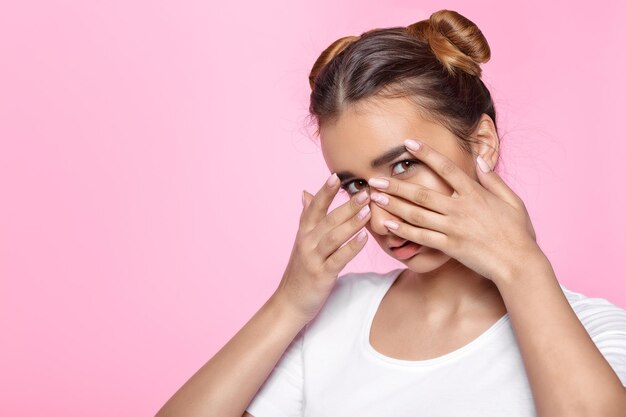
326,173,339,187
357,205,370,220
404,139,421,151
355,189,369,204
301,190,306,207
368,178,389,189
356,229,367,242
383,220,399,230
477,155,491,173
370,192,389,206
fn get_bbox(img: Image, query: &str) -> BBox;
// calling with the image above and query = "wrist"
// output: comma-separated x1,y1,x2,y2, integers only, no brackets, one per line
267,290,312,328
494,242,553,289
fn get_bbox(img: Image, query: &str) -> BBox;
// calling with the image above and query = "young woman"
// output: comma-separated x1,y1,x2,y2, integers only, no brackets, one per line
156,9,626,417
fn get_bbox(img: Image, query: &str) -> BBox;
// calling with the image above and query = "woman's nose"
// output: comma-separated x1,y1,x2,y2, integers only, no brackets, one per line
367,200,404,236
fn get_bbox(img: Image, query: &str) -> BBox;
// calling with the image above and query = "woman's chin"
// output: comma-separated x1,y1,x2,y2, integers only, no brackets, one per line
402,248,455,271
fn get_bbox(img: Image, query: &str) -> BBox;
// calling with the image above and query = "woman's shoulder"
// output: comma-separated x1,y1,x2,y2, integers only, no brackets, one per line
558,282,626,333
332,268,404,303
558,282,626,387
305,269,402,330
558,282,626,311
337,268,402,287
325,268,401,303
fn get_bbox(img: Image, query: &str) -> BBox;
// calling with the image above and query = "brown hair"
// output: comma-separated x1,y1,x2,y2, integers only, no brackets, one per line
307,9,500,168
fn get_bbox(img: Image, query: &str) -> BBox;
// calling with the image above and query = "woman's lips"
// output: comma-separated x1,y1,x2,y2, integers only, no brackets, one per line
388,239,408,249
390,240,423,260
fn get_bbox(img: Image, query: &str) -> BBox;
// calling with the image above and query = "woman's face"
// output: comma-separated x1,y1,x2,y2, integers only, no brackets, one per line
320,97,490,273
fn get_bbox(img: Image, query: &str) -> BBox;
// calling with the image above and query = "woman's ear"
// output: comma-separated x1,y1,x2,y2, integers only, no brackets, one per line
469,113,500,169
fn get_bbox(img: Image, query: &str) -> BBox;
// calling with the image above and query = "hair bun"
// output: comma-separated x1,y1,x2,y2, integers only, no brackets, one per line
406,9,490,77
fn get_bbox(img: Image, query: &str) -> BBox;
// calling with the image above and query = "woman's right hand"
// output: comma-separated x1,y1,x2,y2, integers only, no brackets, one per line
273,173,371,324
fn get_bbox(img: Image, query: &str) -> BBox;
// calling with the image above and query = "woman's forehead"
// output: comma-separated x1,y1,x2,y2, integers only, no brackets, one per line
319,100,452,173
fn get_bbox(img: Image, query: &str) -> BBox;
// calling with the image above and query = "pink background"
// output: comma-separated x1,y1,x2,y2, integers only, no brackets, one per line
1,0,625,415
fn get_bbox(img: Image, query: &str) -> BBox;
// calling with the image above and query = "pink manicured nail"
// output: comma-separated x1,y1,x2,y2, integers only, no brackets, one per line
370,192,389,205
368,178,389,189
356,229,367,242
357,205,370,220
383,220,399,230
404,139,421,151
355,189,369,204
326,173,339,187
477,155,491,173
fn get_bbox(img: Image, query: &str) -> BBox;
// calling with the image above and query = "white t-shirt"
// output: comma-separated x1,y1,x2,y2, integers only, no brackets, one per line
245,268,626,417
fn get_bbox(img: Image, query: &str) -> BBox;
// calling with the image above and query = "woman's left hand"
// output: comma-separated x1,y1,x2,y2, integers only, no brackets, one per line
368,139,544,284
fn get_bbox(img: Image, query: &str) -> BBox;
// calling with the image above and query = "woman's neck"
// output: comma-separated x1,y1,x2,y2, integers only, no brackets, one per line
396,259,505,321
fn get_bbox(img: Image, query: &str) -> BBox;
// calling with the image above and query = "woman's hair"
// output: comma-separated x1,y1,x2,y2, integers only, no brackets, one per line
307,9,499,167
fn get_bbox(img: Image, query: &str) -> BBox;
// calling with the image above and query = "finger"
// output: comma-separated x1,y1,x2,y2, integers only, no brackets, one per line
475,155,525,209
299,190,313,221
310,188,370,243
300,173,341,232
314,197,372,259
303,190,314,210
403,139,477,196
369,191,449,233
323,228,368,276
367,177,453,215
383,218,448,252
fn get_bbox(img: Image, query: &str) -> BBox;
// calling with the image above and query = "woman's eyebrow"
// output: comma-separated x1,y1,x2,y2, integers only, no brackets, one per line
336,145,410,183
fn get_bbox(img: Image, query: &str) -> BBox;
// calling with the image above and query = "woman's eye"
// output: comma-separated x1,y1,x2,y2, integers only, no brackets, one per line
391,159,419,176
341,159,420,196
343,179,368,196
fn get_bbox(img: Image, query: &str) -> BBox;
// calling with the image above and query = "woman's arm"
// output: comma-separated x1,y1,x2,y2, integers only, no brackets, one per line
154,292,309,417
154,174,372,417
494,247,626,417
